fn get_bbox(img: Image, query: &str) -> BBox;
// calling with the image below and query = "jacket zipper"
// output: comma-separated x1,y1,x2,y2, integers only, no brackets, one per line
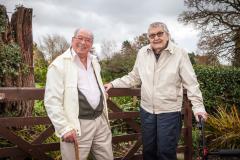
152,59,157,114
152,55,161,114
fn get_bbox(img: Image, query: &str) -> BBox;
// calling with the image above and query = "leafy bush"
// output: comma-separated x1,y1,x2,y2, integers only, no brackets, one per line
205,105,240,150
110,96,140,136
33,47,48,87
194,65,240,112
0,43,22,86
33,100,47,116
100,52,137,83
34,59,48,87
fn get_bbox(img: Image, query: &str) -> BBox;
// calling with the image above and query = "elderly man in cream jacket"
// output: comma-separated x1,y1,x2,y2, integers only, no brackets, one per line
105,22,208,160
44,28,113,160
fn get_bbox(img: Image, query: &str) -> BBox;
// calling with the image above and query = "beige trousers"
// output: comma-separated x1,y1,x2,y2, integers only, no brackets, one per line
60,115,113,160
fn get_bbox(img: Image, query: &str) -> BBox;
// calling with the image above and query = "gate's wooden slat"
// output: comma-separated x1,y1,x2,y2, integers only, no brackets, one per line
0,117,51,127
112,133,141,144
122,137,142,160
0,127,52,160
181,127,186,135
0,143,59,157
32,125,55,144
183,91,193,160
0,87,44,100
108,100,141,133
0,113,141,133
109,111,139,120
108,88,140,97
0,147,29,158
0,88,140,100
35,142,59,151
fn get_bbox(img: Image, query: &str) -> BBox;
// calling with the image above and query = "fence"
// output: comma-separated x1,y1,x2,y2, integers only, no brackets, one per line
0,88,193,160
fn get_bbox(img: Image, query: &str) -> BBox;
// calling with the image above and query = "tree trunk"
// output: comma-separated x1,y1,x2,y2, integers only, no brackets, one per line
232,30,240,67
11,6,35,117
0,5,35,117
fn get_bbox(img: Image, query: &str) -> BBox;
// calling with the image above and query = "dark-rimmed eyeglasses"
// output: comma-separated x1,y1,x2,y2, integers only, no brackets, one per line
148,31,164,39
73,37,92,43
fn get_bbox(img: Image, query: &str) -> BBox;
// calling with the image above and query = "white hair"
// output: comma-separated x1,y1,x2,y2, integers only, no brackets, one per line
73,28,94,40
147,22,172,40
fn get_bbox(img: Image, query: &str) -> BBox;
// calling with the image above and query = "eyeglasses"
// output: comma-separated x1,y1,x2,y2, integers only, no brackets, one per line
148,31,164,39
73,37,92,43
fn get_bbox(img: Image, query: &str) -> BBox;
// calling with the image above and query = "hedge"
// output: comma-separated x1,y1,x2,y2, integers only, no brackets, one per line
194,65,240,111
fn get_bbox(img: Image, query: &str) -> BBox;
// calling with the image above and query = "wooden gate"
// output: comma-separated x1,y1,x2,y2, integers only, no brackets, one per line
0,88,193,160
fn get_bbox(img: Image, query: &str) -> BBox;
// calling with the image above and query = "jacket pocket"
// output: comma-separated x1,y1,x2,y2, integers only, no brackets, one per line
158,72,177,101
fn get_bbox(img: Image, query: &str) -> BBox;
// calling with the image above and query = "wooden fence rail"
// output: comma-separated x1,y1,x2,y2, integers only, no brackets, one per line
0,88,193,160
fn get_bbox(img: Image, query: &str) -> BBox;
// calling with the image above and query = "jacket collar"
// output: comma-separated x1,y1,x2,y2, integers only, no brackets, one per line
62,47,97,62
62,47,99,71
146,41,175,55
62,48,73,60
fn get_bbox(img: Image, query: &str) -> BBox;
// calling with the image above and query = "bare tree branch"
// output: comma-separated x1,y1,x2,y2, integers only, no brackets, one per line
179,0,240,66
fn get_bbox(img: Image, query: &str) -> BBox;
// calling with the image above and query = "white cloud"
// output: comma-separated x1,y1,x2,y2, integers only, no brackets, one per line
2,0,200,56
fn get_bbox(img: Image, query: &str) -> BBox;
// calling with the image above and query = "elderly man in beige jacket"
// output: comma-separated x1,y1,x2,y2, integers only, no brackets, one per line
44,28,113,160
105,22,208,160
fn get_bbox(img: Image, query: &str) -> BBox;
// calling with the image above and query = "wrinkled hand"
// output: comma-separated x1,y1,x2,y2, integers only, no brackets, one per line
195,112,208,122
62,129,77,143
104,83,113,92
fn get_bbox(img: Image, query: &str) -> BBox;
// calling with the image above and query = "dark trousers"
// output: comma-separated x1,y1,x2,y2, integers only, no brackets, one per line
140,107,182,160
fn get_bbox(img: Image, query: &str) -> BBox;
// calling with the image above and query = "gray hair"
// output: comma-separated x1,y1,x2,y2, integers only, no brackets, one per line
73,28,94,40
148,22,170,36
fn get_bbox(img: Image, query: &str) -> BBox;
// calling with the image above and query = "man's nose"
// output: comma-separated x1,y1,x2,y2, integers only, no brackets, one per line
80,40,86,44
153,35,161,40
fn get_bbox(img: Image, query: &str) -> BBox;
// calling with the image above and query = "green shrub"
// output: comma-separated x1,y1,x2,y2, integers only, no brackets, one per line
100,52,137,83
34,58,48,86
0,43,24,86
205,105,240,150
194,65,240,111
33,100,47,116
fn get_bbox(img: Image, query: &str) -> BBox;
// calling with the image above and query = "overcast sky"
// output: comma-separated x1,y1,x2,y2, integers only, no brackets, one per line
2,0,200,57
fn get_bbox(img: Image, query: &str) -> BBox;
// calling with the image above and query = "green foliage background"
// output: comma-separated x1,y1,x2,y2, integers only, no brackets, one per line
195,66,240,111
1,28,239,157
0,43,23,86
34,56,48,87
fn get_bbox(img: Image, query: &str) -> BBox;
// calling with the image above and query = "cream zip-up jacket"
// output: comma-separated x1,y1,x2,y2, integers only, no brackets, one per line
111,41,206,115
44,48,109,138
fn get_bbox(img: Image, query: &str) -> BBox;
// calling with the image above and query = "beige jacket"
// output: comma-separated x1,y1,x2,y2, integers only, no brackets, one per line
44,48,109,138
111,41,206,115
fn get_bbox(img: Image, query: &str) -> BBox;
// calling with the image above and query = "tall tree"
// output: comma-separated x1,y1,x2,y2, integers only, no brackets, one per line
133,33,149,50
178,0,240,66
39,34,70,63
100,39,117,60
121,40,137,55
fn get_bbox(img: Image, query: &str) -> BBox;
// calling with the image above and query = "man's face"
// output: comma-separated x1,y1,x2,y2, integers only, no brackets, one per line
148,27,169,52
72,30,93,57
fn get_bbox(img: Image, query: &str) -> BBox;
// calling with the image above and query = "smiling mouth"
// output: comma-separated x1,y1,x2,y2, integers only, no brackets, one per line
77,44,87,49
153,41,162,44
